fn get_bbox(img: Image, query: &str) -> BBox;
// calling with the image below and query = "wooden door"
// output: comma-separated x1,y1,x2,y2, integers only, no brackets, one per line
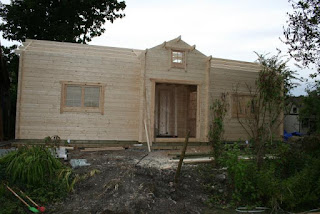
159,90,171,135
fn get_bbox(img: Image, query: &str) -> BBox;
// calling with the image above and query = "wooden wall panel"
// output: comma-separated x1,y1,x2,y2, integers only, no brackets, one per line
17,38,272,143
17,40,141,141
209,63,260,141
141,38,208,142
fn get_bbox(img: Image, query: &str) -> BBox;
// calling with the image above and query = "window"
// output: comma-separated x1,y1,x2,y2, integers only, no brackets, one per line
171,50,185,68
232,94,255,118
61,82,104,114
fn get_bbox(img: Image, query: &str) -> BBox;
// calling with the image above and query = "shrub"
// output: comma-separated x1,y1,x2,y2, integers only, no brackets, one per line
220,145,260,206
0,146,76,210
0,146,63,185
216,138,320,212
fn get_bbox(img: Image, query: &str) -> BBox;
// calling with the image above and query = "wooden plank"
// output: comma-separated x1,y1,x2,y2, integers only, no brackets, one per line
169,157,214,163
150,78,201,86
81,147,125,151
144,119,151,152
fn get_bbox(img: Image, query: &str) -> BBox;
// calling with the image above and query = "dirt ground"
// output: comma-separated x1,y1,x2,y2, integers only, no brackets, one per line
46,148,230,214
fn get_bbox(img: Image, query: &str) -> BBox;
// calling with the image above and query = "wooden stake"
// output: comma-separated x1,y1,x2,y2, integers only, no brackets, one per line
144,119,151,152
174,130,190,184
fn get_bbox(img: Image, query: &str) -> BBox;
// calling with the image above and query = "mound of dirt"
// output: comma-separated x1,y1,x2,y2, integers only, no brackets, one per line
46,149,211,214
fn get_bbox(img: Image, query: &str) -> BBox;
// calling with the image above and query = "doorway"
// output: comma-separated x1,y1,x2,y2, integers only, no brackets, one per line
155,83,197,138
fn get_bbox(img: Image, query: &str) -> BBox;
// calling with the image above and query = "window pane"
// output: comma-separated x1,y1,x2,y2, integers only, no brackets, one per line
172,51,183,64
66,85,81,107
84,87,100,107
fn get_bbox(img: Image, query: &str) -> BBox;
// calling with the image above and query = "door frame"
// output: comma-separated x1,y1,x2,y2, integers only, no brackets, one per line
150,78,201,143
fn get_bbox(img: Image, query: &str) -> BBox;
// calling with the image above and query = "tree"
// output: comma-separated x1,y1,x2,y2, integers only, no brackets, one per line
0,45,19,140
283,0,320,75
300,84,320,134
0,0,126,44
208,93,228,166
234,53,297,168
0,0,126,140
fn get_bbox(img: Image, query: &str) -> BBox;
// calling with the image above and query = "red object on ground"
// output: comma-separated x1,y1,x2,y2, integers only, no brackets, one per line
38,206,46,213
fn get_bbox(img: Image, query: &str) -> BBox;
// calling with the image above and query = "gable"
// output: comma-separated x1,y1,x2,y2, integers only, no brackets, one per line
144,36,208,82
149,36,206,57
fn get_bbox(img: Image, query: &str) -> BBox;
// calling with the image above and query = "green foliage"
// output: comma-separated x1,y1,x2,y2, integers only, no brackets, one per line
0,145,79,214
0,146,63,185
220,145,260,206
282,158,320,210
0,0,126,44
299,85,320,134
0,184,25,214
235,53,297,168
209,93,228,164
44,135,62,147
283,0,320,74
217,138,320,212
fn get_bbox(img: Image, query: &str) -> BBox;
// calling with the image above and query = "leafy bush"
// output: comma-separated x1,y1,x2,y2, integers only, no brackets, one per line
0,146,76,213
0,146,63,185
215,138,320,212
220,145,260,206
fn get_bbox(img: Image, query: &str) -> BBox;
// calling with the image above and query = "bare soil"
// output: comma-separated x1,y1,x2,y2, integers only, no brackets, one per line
46,148,226,214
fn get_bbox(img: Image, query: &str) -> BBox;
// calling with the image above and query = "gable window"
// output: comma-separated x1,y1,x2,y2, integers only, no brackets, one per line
61,82,104,114
171,50,185,68
231,94,255,118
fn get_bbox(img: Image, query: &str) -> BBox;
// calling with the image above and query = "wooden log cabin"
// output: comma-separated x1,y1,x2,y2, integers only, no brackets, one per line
15,36,280,145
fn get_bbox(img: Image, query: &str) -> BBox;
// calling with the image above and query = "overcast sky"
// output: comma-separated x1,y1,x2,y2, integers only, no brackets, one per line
1,0,317,95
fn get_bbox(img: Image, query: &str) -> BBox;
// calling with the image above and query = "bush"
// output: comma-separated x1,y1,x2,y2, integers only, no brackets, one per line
0,146,75,213
0,146,63,185
220,145,261,206
215,138,320,212
281,158,320,210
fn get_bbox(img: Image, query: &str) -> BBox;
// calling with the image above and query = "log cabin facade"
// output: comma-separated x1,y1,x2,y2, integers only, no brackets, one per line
15,36,271,144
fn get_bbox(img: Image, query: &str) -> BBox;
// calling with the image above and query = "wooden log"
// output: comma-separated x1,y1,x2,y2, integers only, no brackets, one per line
169,157,214,163
60,146,74,150
81,147,125,152
174,130,190,184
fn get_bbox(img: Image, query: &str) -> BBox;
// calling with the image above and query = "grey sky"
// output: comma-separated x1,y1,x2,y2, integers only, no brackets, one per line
1,0,317,95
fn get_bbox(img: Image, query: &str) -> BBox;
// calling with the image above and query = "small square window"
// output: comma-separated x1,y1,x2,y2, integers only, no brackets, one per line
171,50,185,68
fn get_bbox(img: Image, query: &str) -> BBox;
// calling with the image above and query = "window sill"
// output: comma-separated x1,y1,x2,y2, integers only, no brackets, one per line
61,107,103,115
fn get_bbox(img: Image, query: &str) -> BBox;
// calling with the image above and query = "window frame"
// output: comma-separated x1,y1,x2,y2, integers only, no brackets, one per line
231,93,255,118
60,81,105,114
171,50,186,69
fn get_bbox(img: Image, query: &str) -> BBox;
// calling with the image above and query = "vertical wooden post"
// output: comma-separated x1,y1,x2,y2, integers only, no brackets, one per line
144,119,151,152
205,56,212,142
174,130,190,184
